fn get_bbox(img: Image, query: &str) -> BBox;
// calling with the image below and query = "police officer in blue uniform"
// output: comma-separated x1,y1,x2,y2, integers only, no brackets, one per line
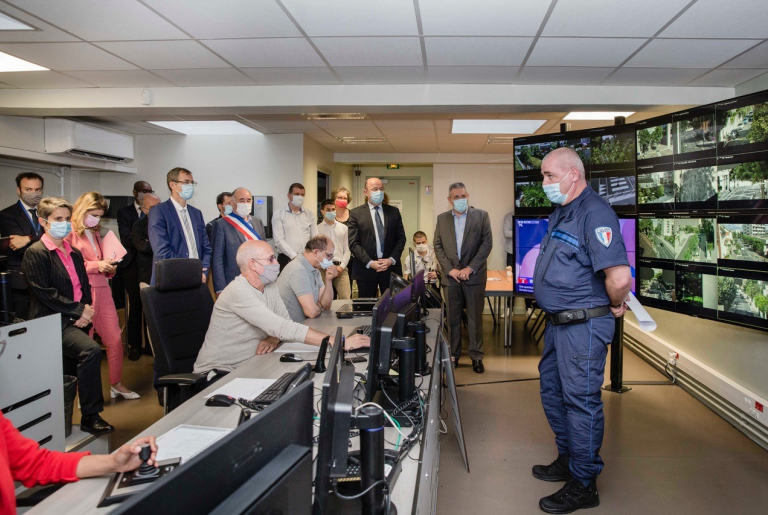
532,148,632,514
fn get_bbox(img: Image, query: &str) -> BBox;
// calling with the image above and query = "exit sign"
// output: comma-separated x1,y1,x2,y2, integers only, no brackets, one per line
386,164,399,170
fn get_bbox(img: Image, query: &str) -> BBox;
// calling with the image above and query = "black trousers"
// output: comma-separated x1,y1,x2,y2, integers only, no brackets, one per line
444,282,486,360
10,288,30,321
278,253,292,272
62,325,104,417
356,271,391,298
123,261,145,349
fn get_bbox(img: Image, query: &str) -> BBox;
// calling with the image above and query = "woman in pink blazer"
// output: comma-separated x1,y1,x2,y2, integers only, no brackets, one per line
68,192,138,400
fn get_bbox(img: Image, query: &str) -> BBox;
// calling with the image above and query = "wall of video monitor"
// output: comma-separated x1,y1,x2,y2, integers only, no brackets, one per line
513,89,768,332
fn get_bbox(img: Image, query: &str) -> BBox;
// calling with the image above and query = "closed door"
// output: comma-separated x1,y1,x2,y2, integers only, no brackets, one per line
370,177,420,263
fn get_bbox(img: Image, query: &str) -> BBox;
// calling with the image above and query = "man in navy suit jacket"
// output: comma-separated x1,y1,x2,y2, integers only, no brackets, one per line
210,187,266,294
148,167,211,285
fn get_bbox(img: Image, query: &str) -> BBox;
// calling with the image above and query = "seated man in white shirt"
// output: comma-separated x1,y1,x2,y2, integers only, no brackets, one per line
403,231,438,284
193,240,369,375
316,199,351,299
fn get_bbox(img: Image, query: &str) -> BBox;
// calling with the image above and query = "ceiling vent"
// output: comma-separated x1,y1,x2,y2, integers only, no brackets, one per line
304,113,368,120
337,136,388,144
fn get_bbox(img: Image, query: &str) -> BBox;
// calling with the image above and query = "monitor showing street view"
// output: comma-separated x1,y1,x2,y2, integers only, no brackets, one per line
590,127,635,169
673,218,716,264
638,168,674,210
717,91,768,156
717,216,768,272
639,217,675,260
673,107,717,159
717,269,768,329
636,118,673,164
514,141,547,171
590,172,636,211
716,153,768,210
514,173,552,214
675,265,718,317
638,265,675,303
674,162,718,210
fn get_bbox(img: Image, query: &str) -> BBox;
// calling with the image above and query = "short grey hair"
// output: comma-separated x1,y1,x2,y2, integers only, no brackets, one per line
448,182,467,194
305,235,331,253
231,186,251,199
542,147,586,178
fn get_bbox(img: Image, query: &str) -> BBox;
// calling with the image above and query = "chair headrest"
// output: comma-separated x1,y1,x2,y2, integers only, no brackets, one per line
155,259,203,292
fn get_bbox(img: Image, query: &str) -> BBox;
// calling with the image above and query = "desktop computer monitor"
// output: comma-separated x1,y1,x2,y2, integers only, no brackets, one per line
113,381,315,515
390,272,411,295
313,327,356,515
411,269,425,305
364,290,391,402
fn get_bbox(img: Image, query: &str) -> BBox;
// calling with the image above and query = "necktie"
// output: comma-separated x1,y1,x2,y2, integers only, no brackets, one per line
374,206,385,258
139,211,145,220
29,209,39,234
180,208,199,259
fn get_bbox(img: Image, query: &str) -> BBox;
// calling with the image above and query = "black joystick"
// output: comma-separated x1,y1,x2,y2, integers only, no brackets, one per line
135,444,159,478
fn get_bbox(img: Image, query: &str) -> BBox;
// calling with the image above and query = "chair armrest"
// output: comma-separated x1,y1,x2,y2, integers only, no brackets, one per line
156,373,207,387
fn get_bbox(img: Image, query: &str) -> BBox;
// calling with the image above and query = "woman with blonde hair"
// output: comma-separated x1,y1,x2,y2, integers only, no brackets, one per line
331,186,352,225
68,192,138,400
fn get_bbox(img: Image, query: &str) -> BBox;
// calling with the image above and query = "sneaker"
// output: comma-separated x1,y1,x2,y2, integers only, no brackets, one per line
539,478,599,514
532,454,570,482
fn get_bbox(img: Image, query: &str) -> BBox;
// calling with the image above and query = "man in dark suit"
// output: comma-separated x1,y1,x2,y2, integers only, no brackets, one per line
206,191,232,241
347,177,406,297
434,182,493,373
0,172,45,320
132,193,161,286
210,187,266,294
117,180,153,361
148,167,211,285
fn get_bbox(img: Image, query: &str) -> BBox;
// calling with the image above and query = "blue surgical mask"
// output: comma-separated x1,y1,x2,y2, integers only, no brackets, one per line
223,204,233,215
46,220,71,239
180,183,195,200
324,211,336,221
320,257,335,270
543,175,573,205
369,190,384,205
453,198,468,213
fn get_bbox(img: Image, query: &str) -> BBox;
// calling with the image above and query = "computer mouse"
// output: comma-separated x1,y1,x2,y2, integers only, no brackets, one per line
280,353,304,363
205,394,236,407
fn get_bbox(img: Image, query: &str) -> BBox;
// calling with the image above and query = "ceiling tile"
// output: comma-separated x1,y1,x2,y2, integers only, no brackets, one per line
688,69,768,87
661,0,768,39
305,130,343,146
602,67,710,86
142,0,300,38
315,120,384,138
95,41,229,69
241,67,339,85
0,4,79,42
516,66,613,85
381,128,437,142
419,0,549,36
280,0,418,36
527,38,645,67
244,121,319,133
626,39,759,69
544,0,691,37
0,70,94,88
203,38,325,67
427,66,518,83
425,37,532,66
151,68,254,86
0,42,136,71
335,66,425,84
11,0,189,41
65,70,174,87
374,120,435,130
314,37,423,67
722,41,768,69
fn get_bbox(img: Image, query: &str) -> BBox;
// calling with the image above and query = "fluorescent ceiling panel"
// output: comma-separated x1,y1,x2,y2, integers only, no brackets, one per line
563,112,635,120
0,51,47,72
451,119,545,134
147,121,260,135
0,12,34,30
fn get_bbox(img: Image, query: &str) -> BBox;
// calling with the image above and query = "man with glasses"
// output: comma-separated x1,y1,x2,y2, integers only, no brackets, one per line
194,240,369,375
148,167,211,285
117,180,154,360
276,235,338,323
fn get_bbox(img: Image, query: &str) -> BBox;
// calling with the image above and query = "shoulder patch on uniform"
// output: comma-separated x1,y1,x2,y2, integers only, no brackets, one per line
595,227,613,248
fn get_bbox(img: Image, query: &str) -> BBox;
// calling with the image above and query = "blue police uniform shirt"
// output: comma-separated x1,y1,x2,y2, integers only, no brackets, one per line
533,185,629,314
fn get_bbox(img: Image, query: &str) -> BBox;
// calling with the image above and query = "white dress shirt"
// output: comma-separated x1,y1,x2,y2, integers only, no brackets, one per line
317,219,351,268
171,197,198,259
272,204,317,259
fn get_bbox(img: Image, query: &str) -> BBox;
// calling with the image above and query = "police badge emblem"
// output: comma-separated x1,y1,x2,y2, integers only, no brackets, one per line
595,227,612,248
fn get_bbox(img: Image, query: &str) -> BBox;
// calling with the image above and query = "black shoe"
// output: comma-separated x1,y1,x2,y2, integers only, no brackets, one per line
533,454,570,482
539,479,599,514
128,347,142,361
80,414,114,435
452,356,460,369
472,359,484,373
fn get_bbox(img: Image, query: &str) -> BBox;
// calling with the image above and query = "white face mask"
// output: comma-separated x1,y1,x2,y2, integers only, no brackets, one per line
416,243,428,253
291,195,304,208
236,202,252,218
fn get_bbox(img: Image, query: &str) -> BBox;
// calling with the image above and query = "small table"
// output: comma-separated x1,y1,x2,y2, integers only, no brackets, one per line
485,270,514,347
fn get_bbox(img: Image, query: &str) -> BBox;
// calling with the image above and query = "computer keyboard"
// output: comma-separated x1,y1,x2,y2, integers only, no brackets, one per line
354,325,372,337
238,373,292,409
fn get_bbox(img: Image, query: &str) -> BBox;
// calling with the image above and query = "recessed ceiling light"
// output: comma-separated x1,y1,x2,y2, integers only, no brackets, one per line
305,113,368,120
0,50,47,72
337,136,387,144
147,121,260,135
563,112,635,121
0,13,34,31
486,136,517,145
451,119,546,134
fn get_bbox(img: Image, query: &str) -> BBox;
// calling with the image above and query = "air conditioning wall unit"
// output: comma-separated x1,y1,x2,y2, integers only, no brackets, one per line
45,119,135,164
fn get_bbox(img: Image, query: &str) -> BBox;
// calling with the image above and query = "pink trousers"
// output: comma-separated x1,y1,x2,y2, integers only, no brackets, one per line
89,285,123,385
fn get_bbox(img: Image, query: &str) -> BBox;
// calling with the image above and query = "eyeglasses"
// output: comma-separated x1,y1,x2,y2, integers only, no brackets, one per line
318,251,334,260
174,180,198,186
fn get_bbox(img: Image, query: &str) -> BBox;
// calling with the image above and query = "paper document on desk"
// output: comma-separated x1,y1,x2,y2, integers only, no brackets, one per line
626,292,656,332
155,425,232,464
203,377,276,399
274,342,318,353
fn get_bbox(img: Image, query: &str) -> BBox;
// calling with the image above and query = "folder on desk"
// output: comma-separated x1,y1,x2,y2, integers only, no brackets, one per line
101,230,127,262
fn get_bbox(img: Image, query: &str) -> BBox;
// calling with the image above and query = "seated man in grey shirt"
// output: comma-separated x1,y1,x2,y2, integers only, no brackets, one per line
277,235,339,323
194,240,368,375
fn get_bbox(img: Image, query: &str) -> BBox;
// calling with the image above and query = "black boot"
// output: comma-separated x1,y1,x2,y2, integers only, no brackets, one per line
539,478,599,514
532,454,570,482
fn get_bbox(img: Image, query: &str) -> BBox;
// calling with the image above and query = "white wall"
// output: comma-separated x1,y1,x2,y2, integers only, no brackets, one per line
0,162,102,211
303,135,354,218
432,163,514,271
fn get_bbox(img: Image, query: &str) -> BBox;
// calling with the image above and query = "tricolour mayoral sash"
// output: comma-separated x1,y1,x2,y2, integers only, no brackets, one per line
224,213,261,240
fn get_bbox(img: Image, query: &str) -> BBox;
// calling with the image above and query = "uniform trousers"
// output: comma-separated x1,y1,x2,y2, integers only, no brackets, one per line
538,314,614,481
88,285,124,385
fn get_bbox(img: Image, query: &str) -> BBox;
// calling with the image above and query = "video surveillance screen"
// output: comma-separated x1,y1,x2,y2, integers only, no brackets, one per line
590,125,636,170
637,163,674,211
514,171,553,215
514,134,552,171
638,260,675,310
717,215,768,272
673,217,717,264
590,170,636,213
673,158,718,211
673,106,717,161
514,217,549,294
675,263,718,318
639,216,676,261
636,115,674,166
716,268,768,330
716,152,768,210
717,90,768,156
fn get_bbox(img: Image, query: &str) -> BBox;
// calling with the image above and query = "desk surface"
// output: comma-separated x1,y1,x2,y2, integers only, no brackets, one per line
29,303,438,515
485,270,513,294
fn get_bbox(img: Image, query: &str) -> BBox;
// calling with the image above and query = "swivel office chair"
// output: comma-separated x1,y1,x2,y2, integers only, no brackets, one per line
141,259,213,414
